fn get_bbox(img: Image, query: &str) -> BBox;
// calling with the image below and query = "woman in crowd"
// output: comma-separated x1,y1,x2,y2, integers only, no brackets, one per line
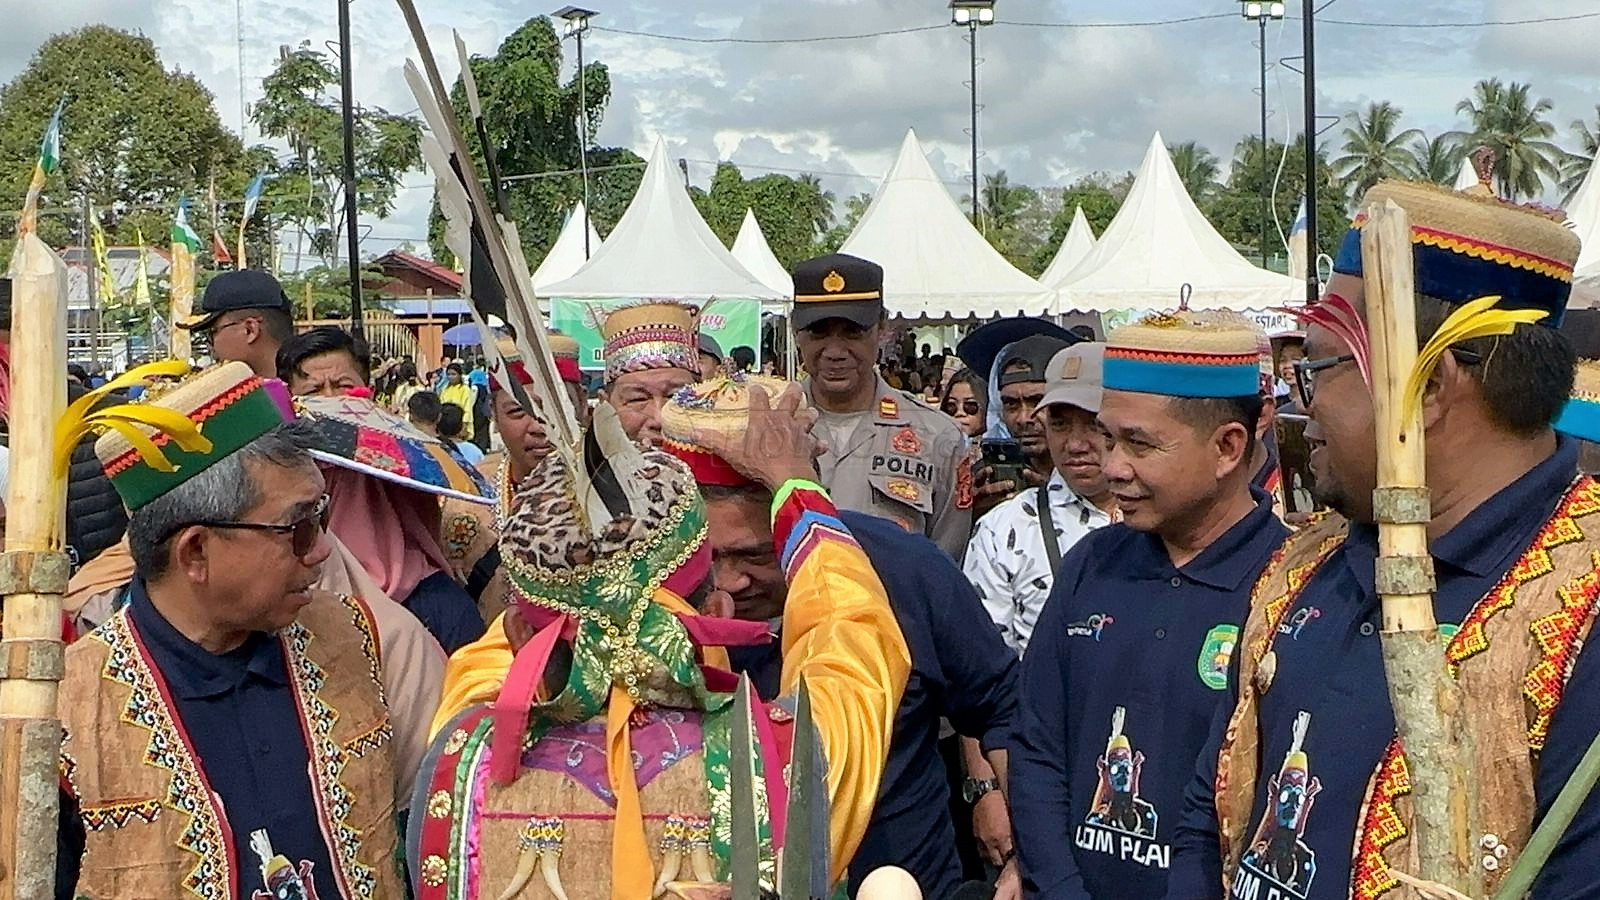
941,367,988,440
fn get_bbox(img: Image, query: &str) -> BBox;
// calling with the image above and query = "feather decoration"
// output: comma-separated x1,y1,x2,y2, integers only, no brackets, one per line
51,360,208,489
1401,294,1547,422
1286,293,1374,390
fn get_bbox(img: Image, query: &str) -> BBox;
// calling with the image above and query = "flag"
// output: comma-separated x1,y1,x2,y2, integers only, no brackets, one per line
237,171,269,268
1287,195,1309,283
170,195,199,360
171,197,202,252
19,95,65,235
212,232,233,265
207,173,233,266
133,228,153,311
88,208,120,307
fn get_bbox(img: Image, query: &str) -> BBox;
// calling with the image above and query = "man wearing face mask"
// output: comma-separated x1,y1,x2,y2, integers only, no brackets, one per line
596,300,701,446
792,253,972,561
1010,313,1288,900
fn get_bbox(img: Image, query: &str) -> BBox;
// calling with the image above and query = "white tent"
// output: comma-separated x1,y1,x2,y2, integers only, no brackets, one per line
1454,156,1480,191
839,129,1056,320
730,208,792,299
531,201,602,292
1039,206,1097,288
1055,132,1298,312
541,137,784,303
1565,149,1600,277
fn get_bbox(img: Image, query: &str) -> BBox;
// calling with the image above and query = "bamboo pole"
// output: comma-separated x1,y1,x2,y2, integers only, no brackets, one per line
0,233,71,900
1362,199,1477,894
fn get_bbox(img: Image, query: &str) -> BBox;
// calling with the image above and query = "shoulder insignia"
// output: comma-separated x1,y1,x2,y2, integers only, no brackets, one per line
879,396,899,419
957,456,974,510
892,425,923,455
886,479,921,504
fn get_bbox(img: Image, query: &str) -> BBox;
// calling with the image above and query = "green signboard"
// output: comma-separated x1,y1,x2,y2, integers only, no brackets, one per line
548,297,764,371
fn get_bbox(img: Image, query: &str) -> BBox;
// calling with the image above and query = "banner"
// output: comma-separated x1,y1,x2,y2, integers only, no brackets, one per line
548,298,763,372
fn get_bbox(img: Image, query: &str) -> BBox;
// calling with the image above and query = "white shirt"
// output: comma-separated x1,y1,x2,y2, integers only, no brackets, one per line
962,471,1116,656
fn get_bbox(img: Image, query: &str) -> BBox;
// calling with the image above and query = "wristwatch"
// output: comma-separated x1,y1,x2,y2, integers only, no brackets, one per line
962,777,1001,804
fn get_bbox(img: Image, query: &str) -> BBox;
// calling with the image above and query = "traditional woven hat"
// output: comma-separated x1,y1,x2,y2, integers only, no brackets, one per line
548,330,581,384
1554,358,1600,442
599,301,700,384
1332,179,1581,326
659,374,795,487
293,393,494,505
95,362,293,511
1103,310,1262,398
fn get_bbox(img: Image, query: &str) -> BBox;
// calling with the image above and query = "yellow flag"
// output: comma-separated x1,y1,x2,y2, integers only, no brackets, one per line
133,228,152,310
88,209,119,306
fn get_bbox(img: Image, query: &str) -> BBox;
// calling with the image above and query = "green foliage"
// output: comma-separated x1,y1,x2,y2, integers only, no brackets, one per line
1332,101,1422,198
967,170,1049,275
690,162,835,269
252,43,422,267
1453,78,1564,202
1406,133,1464,185
1207,134,1346,261
274,264,393,319
1169,141,1222,202
818,192,872,253
1557,105,1600,203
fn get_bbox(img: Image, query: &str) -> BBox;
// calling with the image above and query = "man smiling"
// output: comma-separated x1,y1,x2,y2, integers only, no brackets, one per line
596,300,701,445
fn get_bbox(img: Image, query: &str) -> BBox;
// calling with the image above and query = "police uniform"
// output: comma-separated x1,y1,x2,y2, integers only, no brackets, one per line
791,253,974,561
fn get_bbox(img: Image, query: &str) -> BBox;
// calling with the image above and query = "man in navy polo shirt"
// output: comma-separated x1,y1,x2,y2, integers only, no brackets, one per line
1011,311,1288,899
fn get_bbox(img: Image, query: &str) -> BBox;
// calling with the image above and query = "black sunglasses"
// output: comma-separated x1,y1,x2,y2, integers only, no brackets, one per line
943,399,982,416
184,494,332,558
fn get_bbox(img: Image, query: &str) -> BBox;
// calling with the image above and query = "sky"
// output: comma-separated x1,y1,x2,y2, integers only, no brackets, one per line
5,0,1600,262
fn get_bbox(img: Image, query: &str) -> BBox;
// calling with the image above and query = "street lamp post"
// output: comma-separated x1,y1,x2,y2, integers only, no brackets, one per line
950,0,995,225
555,6,599,259
1241,1,1284,269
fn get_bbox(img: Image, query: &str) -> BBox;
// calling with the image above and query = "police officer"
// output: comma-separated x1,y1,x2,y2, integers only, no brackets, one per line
791,253,973,561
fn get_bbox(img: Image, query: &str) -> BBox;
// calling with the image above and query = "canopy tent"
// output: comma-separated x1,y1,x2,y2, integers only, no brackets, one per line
1565,150,1600,275
531,201,603,292
1454,156,1480,191
1039,206,1097,288
729,208,793,300
1055,132,1298,312
541,136,784,304
839,129,1057,320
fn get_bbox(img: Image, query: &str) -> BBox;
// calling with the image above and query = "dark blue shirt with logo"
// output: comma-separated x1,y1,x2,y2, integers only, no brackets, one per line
1168,438,1600,900
1012,490,1288,899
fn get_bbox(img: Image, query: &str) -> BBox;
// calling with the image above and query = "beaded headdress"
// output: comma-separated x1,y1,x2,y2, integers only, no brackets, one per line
598,300,701,385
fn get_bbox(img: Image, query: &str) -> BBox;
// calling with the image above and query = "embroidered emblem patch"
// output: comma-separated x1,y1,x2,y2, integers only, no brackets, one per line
886,479,921,503
879,396,899,418
892,425,923,455
443,514,480,560
1066,613,1114,641
823,269,846,293
956,456,974,510
1198,624,1240,690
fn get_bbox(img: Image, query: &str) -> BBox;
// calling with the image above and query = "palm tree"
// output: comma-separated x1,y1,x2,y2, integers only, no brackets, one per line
1454,78,1564,201
1332,101,1422,198
1557,105,1600,203
1168,141,1221,201
794,173,836,236
1406,133,1464,185
977,170,1034,233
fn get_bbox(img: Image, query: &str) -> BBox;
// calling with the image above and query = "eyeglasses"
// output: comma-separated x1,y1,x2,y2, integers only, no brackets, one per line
943,400,982,416
203,315,259,341
187,494,331,558
1292,347,1483,408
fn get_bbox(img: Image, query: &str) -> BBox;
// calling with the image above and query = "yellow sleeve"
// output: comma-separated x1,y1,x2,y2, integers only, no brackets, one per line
430,611,514,736
771,481,911,884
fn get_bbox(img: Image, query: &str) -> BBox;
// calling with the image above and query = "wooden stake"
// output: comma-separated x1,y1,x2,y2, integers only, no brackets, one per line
0,233,71,900
169,239,194,362
1362,199,1477,894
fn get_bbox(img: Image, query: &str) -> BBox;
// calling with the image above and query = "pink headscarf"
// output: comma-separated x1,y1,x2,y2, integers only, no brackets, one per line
321,465,453,604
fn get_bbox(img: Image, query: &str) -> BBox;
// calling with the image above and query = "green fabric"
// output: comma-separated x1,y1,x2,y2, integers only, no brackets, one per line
106,386,286,510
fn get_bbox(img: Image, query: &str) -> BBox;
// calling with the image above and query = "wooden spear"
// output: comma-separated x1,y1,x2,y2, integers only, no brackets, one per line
0,231,71,900
1361,198,1477,894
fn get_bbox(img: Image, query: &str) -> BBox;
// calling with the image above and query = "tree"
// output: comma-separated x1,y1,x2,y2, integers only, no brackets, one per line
253,44,422,268
0,26,259,252
1557,105,1600,203
426,17,642,269
1454,78,1563,201
1209,134,1347,261
1406,133,1464,185
1332,101,1422,198
690,162,837,268
819,192,873,253
1169,141,1222,202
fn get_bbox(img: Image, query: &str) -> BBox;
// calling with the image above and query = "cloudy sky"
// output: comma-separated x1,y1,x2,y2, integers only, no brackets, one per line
6,0,1600,259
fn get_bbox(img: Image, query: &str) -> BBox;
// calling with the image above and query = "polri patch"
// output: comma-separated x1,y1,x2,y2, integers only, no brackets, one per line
892,425,923,455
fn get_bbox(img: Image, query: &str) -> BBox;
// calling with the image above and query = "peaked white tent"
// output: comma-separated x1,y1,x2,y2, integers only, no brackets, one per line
531,201,603,292
1039,207,1097,288
541,137,783,303
1055,132,1298,312
1565,150,1600,276
730,208,792,299
839,129,1056,319
1454,156,1480,191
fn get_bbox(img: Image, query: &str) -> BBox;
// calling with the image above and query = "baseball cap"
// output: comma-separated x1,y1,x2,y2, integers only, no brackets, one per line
178,270,292,331
1038,343,1106,415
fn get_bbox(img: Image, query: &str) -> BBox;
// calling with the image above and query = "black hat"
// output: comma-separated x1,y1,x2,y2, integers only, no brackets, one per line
178,269,291,331
790,253,884,330
998,334,1074,386
956,317,1078,379
697,332,724,360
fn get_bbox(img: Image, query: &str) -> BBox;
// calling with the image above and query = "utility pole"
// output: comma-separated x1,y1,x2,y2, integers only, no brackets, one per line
337,0,365,340
80,193,101,372
1301,0,1319,305
1257,16,1270,268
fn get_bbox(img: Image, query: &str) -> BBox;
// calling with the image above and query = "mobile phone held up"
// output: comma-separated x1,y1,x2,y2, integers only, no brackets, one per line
980,437,1027,494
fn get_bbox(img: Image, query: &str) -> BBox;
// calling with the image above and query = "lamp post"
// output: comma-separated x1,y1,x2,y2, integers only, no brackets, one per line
337,0,363,339
950,0,996,225
1241,1,1284,268
1301,0,1318,305
555,5,599,259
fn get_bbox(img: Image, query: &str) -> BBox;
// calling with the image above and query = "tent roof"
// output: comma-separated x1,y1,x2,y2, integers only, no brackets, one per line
531,201,602,292
1566,149,1600,276
730,208,792,297
541,137,784,301
839,129,1056,320
1454,156,1480,191
1039,206,1097,288
1055,132,1297,312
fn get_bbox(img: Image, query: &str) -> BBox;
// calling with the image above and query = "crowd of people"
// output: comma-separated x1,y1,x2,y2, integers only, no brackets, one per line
9,175,1600,900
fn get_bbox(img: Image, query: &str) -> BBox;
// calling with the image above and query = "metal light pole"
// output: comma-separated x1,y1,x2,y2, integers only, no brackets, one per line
556,6,599,259
1301,0,1318,305
950,0,995,226
1242,1,1284,268
337,0,364,339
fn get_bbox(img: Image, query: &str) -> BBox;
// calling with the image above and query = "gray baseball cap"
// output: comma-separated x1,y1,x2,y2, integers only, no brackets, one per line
1038,343,1105,415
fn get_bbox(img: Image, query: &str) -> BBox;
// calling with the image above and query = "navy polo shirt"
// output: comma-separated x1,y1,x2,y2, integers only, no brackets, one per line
729,510,1019,900
1168,438,1600,900
123,578,342,899
1012,490,1288,900
404,568,486,653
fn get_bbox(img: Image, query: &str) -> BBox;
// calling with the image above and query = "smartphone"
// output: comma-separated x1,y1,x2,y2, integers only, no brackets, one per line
980,438,1027,492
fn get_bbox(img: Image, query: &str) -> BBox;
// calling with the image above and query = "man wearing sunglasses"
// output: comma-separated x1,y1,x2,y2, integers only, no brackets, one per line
57,363,409,898
1170,180,1600,900
177,269,296,377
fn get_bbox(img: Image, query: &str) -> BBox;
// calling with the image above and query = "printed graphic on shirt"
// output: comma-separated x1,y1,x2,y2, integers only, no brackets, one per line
1075,707,1169,870
1234,711,1321,900
1198,624,1240,690
1276,606,1321,640
1066,613,1115,641
250,829,322,900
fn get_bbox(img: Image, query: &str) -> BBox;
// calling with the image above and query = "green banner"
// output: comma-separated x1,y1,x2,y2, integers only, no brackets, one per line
549,298,764,371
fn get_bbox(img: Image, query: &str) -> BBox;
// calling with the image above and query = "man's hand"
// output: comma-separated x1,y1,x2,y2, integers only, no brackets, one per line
993,857,1022,900
973,791,1015,867
690,383,820,491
